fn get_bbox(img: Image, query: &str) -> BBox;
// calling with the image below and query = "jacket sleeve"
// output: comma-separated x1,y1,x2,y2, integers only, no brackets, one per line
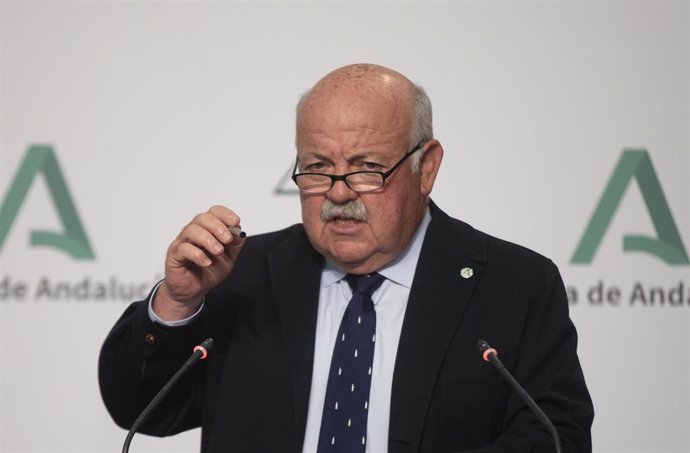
98,293,212,437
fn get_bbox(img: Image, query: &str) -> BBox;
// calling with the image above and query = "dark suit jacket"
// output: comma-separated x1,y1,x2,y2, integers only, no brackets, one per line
99,202,593,452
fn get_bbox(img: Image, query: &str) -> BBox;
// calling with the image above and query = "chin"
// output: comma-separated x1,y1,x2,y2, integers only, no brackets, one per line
324,243,373,268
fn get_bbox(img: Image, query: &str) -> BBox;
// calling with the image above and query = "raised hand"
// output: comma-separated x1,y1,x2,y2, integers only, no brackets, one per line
153,205,246,321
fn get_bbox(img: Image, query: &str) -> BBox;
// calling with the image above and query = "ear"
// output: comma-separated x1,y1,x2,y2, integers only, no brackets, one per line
419,139,444,196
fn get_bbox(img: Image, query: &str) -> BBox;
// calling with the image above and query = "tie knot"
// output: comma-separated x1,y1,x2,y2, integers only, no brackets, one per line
345,273,385,298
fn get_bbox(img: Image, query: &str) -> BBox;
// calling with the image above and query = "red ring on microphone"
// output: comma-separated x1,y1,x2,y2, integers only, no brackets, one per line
194,345,208,360
482,348,497,362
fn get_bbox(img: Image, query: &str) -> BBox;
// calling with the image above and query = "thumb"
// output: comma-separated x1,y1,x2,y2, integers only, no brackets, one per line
224,226,246,259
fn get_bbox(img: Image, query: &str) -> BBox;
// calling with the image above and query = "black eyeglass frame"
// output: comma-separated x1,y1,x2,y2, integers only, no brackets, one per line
291,141,427,194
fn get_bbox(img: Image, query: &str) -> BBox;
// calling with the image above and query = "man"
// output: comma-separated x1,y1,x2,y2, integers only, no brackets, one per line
99,64,593,452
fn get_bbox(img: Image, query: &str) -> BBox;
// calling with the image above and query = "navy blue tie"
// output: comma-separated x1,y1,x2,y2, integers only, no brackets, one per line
317,273,385,453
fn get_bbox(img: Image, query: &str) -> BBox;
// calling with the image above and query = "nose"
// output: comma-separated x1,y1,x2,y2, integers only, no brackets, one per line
326,179,358,204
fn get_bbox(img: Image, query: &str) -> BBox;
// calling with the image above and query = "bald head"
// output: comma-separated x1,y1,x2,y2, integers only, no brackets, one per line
296,64,432,153
292,64,444,274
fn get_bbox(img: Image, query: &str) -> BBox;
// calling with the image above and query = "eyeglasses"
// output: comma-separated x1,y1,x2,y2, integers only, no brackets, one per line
291,141,426,194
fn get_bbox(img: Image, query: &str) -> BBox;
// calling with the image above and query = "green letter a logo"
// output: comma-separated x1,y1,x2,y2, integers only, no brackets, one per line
571,149,688,265
0,145,95,259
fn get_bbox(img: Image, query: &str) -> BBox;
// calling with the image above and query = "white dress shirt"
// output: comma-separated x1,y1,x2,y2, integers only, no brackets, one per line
302,210,431,453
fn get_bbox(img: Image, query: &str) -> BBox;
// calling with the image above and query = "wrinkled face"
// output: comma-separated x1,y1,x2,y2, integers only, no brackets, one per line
295,83,435,274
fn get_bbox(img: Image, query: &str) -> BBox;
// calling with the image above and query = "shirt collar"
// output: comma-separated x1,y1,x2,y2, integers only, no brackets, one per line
321,207,432,289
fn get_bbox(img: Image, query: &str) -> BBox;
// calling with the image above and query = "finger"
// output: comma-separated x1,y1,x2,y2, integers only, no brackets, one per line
214,247,236,268
178,223,227,257
170,241,214,268
226,227,247,249
208,205,242,229
194,210,243,245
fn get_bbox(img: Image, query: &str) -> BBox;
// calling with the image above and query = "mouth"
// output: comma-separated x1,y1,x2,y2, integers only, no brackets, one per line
326,217,365,232
330,217,363,224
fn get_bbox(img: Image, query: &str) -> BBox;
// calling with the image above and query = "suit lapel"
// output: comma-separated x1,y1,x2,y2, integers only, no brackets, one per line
267,228,324,452
389,203,488,451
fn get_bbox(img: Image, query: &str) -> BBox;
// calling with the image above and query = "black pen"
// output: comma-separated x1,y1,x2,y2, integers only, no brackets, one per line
228,225,247,239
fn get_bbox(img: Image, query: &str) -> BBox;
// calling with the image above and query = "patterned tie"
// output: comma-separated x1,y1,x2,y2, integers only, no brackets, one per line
317,273,385,453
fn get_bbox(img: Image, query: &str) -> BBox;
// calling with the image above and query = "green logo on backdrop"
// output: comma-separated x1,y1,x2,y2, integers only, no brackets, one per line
0,145,95,259
572,149,688,265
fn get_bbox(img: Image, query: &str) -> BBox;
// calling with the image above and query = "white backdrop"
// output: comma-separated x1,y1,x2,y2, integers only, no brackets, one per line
1,1,688,452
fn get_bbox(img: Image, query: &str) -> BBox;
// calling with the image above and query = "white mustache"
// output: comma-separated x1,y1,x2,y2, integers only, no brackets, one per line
321,199,368,222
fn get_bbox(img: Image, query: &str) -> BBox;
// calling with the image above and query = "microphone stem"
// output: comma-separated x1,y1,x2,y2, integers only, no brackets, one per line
121,349,204,453
487,354,562,453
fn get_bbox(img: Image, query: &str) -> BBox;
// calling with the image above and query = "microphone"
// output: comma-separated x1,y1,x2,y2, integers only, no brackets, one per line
476,340,562,453
122,338,215,453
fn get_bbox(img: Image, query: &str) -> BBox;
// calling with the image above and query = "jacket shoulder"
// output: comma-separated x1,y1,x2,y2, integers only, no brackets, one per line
429,202,555,274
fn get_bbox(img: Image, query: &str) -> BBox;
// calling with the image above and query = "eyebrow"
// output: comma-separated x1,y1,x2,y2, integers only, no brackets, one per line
298,152,332,163
299,151,387,163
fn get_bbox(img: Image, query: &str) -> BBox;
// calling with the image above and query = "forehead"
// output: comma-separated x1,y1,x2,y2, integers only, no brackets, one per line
296,89,412,154
303,87,407,123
